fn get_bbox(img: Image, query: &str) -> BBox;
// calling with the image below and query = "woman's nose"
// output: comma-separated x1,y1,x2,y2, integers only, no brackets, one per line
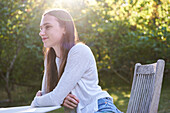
39,30,45,36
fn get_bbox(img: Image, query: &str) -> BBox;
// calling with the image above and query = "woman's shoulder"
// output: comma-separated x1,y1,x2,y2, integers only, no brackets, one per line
71,42,91,52
68,42,92,56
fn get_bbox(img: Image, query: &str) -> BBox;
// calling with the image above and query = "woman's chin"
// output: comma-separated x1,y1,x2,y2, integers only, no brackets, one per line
43,44,49,48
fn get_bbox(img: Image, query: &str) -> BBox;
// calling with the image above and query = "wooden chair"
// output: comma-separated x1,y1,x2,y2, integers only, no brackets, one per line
127,59,165,113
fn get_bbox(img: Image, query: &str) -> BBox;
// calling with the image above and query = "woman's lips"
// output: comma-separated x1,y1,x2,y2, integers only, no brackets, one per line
42,37,48,41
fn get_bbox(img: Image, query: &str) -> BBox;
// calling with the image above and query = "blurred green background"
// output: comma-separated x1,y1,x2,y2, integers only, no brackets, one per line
0,0,169,112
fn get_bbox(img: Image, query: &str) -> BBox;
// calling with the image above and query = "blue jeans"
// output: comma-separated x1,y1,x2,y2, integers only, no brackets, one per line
94,97,122,113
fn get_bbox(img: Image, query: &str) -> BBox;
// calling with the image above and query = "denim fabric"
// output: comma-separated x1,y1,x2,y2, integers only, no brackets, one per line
94,97,123,113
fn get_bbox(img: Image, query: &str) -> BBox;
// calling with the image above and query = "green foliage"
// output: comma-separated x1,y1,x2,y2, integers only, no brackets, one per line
0,0,45,90
76,0,169,80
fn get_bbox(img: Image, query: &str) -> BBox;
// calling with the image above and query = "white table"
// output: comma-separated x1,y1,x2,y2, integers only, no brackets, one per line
0,105,61,113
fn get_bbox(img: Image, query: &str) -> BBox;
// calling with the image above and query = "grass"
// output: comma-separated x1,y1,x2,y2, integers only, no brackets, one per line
0,73,169,113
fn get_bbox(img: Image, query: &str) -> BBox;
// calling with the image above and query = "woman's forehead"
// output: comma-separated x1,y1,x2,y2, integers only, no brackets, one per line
40,14,57,27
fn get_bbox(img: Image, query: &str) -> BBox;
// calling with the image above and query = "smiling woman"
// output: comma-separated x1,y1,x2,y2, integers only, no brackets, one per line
39,14,66,49
31,9,122,113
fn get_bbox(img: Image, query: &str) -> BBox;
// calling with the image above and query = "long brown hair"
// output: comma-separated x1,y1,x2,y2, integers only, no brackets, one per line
43,9,79,93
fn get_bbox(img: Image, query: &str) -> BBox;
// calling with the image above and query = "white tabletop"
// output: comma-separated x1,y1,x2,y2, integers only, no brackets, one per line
0,105,61,113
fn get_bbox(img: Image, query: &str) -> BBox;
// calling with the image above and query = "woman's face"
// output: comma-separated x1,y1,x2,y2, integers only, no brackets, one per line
39,14,65,48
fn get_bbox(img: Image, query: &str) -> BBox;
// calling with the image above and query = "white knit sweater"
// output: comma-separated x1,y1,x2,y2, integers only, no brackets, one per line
31,43,112,113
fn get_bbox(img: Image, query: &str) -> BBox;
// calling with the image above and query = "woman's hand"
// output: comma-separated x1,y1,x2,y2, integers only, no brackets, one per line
31,90,42,107
62,94,79,109
36,90,42,96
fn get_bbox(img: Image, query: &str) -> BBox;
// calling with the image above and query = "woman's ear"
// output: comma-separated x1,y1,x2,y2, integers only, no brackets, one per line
63,30,66,34
63,27,66,34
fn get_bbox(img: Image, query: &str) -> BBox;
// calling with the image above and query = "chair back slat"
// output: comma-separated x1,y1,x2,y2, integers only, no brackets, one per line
149,60,165,113
140,74,147,113
127,59,165,113
136,63,156,74
130,74,140,112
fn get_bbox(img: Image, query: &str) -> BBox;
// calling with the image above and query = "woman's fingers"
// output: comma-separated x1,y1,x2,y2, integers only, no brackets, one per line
67,94,79,104
63,99,76,109
63,94,79,109
68,94,79,103
36,90,42,96
63,103,74,109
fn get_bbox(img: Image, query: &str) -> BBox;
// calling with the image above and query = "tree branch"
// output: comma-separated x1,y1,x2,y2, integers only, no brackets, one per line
111,69,130,84
98,68,130,84
6,46,21,80
0,69,6,82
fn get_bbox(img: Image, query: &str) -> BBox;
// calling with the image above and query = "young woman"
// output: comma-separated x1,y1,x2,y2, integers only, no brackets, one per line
31,9,122,113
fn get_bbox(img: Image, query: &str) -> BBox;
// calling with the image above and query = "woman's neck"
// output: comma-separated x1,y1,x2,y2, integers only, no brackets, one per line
52,45,60,58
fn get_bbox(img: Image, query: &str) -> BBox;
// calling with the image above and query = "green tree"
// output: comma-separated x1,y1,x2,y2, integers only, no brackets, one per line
0,0,46,101
77,0,169,83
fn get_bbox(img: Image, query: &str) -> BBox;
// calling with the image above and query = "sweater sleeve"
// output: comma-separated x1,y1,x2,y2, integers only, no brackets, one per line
31,44,91,107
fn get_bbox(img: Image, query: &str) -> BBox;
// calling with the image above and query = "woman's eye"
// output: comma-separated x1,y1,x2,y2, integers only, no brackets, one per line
45,26,51,29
